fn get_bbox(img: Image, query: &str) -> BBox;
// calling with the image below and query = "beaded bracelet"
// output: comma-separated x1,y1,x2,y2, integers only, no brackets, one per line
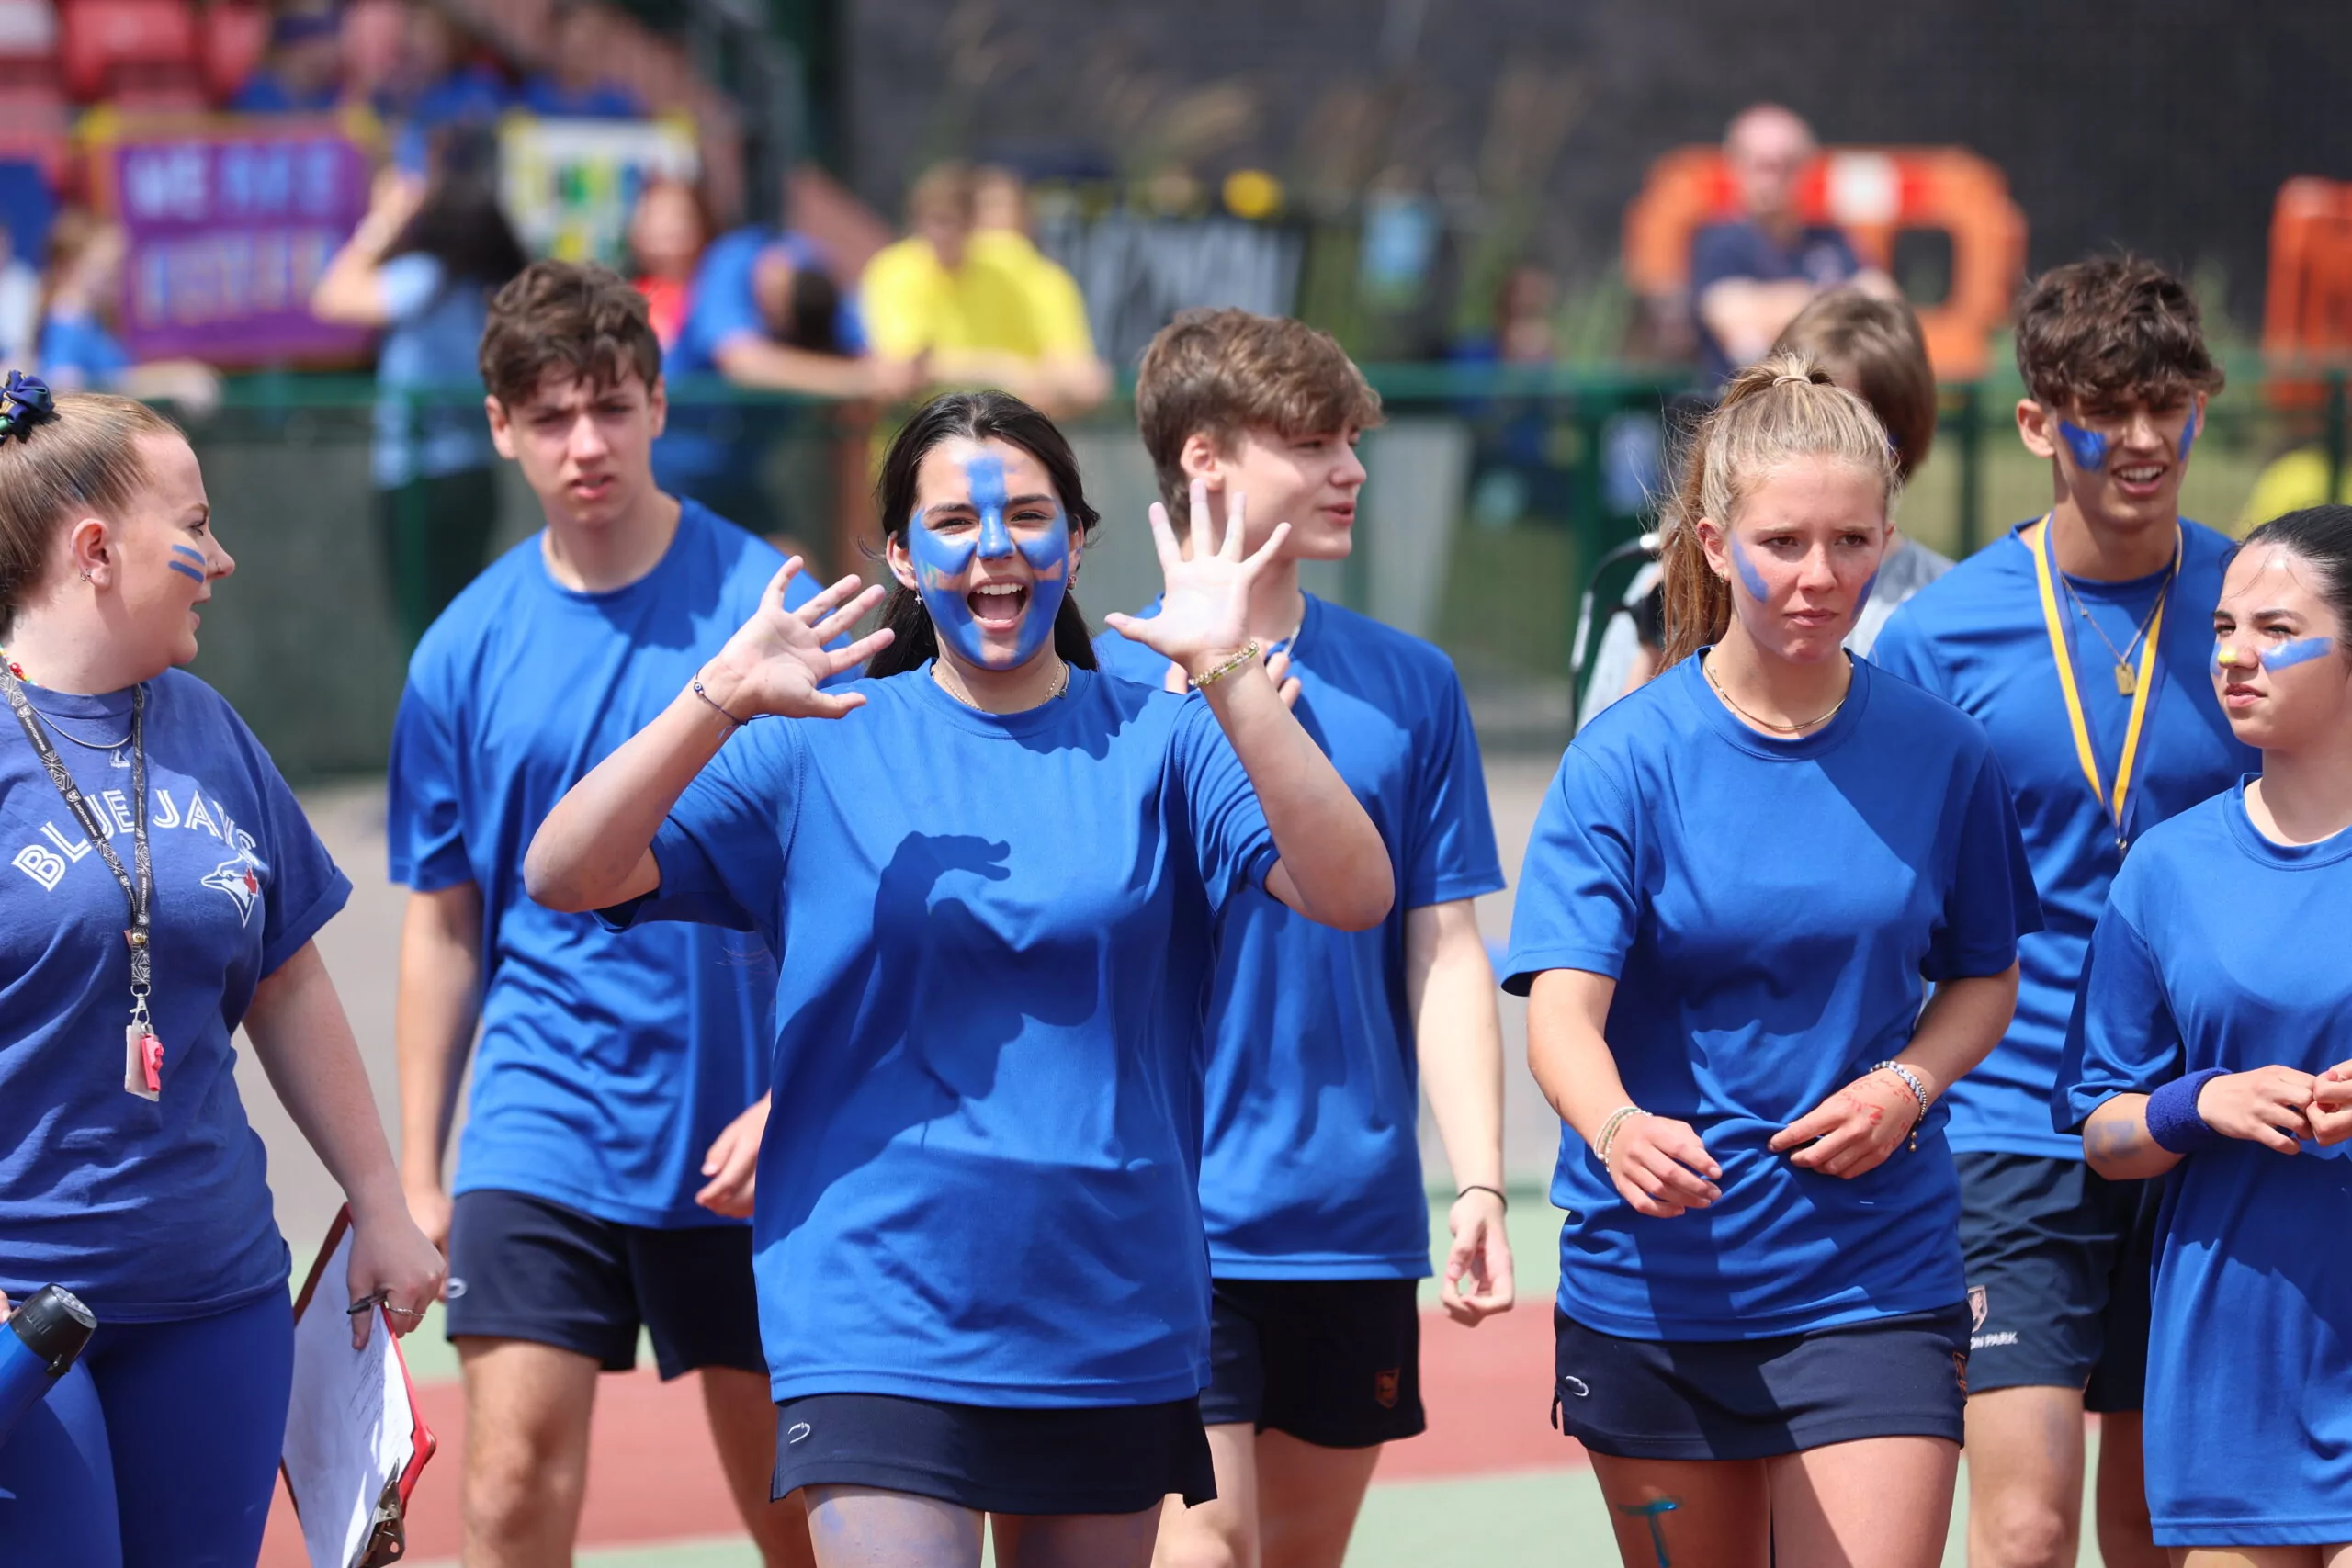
1594,1104,1646,1171
1188,640,1262,690
1871,1060,1931,1152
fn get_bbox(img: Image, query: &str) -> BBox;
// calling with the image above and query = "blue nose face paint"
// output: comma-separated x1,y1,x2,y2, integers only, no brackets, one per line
1728,534,1770,602
2056,419,2111,472
908,450,1075,669
168,544,206,584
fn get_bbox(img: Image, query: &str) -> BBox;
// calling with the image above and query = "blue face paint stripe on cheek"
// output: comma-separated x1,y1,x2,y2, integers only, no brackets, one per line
2057,419,2110,472
1728,535,1769,602
2259,636,2335,671
171,544,206,563
2177,410,2199,462
168,560,205,583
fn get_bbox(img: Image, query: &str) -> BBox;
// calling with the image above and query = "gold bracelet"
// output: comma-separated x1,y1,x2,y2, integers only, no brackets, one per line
1188,640,1263,690
1594,1104,1646,1171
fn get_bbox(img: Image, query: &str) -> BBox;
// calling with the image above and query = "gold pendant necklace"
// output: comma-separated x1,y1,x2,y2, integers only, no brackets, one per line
933,657,1068,710
1704,654,1850,735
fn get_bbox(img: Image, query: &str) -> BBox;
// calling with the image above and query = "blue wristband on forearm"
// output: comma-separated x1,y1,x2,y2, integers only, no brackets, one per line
2145,1067,2230,1155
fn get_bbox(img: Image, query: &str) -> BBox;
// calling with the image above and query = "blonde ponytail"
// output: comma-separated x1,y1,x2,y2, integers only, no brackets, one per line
1657,353,1901,668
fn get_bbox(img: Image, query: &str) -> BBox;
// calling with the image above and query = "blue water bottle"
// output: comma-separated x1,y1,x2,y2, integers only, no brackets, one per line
0,1286,96,1449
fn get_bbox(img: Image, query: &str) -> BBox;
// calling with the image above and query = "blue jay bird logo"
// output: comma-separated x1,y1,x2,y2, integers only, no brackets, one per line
201,853,265,926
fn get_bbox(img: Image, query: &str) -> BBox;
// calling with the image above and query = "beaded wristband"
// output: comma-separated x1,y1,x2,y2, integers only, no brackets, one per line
1871,1059,1931,1152
1188,640,1263,690
1594,1104,1645,1170
2146,1067,2230,1155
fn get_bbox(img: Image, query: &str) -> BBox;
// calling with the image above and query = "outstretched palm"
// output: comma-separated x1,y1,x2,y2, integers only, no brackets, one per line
1104,479,1290,675
707,560,892,719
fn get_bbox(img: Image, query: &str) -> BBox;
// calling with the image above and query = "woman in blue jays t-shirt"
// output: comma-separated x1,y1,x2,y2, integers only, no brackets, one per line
2060,505,2352,1560
526,389,1393,1566
0,384,444,1564
1505,356,2040,1568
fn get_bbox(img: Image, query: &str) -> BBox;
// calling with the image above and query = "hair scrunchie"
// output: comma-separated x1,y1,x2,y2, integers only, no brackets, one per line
0,370,55,442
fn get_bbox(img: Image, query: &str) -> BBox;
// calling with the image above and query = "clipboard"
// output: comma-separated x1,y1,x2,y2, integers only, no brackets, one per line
283,1204,437,1568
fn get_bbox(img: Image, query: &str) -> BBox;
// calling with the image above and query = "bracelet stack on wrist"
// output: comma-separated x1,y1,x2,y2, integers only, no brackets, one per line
1871,1060,1932,1152
1594,1104,1646,1171
1188,641,1262,689
2146,1066,2230,1155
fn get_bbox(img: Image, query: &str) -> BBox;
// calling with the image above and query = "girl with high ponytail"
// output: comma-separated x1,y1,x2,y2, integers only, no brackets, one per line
1504,354,2040,1565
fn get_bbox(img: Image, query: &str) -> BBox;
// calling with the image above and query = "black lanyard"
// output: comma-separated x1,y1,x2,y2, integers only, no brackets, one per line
1,670,152,1032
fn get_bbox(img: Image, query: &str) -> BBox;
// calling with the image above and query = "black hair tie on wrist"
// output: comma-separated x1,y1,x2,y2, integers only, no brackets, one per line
0,371,56,442
1455,1183,1509,1210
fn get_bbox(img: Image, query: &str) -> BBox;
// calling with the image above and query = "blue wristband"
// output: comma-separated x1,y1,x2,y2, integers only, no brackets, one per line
2144,1067,2230,1155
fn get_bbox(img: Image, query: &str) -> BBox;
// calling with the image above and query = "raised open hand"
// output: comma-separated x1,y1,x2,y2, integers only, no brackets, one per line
1103,479,1290,679
700,559,893,721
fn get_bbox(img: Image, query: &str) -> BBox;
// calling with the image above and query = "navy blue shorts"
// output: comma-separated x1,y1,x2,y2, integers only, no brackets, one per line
1955,1151,2155,1411
770,1393,1216,1516
1198,1278,1424,1449
444,1188,763,1380
1553,1303,1972,1461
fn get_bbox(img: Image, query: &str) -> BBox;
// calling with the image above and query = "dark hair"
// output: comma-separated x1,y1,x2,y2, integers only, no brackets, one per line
1135,307,1383,529
775,266,844,355
480,260,662,408
384,172,528,289
1772,288,1937,482
2015,254,2226,414
2237,504,2352,637
1658,353,1900,667
867,390,1102,679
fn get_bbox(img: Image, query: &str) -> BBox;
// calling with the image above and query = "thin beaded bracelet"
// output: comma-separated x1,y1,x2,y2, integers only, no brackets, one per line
1594,1104,1646,1170
1189,640,1263,689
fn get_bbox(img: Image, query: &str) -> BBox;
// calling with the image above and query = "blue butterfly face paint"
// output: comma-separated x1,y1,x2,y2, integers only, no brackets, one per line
168,543,207,584
2056,419,2110,472
907,449,1074,669
1728,534,1770,601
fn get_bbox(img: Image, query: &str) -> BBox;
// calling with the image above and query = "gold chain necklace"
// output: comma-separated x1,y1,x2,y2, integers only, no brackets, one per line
933,657,1068,710
1704,653,1850,735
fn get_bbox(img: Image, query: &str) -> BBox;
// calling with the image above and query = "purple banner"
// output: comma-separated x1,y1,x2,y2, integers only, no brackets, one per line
104,119,374,367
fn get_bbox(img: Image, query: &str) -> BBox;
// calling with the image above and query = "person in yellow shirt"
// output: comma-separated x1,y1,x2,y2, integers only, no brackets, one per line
860,163,1111,416
2239,440,2352,535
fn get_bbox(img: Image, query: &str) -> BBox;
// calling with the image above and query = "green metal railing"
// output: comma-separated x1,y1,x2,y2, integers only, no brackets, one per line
166,362,2352,779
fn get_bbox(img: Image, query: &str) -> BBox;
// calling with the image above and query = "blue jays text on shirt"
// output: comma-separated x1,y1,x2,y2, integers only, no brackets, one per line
11,774,268,927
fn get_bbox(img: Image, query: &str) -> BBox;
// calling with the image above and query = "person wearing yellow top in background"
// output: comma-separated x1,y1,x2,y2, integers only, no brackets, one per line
2239,441,2352,536
860,163,1112,418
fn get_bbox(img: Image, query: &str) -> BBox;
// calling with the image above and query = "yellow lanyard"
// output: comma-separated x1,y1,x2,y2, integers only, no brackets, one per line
2027,514,2176,853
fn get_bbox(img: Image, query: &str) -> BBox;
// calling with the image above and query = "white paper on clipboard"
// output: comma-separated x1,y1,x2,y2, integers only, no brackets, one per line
283,1222,420,1568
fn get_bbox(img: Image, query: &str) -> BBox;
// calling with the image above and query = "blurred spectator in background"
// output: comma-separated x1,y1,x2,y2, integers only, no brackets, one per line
1471,264,1561,367
232,8,345,113
0,221,40,370
654,207,901,528
1690,104,1889,385
861,162,1109,417
311,143,528,642
377,0,511,169
520,1,645,118
628,174,710,350
1773,287,1950,651
967,163,1111,409
1583,284,1943,720
37,209,220,412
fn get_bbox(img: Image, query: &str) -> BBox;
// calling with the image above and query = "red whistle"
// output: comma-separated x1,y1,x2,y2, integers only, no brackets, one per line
139,1033,163,1094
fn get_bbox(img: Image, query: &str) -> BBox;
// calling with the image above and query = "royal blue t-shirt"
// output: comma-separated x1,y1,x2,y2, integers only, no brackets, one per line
0,671,349,1320
1503,654,2039,1340
1871,520,2256,1158
1096,595,1503,1278
614,664,1277,1405
1688,218,1861,384
518,76,644,118
2055,784,2352,1547
386,501,809,1228
39,310,130,392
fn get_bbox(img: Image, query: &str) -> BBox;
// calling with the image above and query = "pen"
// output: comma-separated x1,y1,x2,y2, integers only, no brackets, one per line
347,1291,388,1317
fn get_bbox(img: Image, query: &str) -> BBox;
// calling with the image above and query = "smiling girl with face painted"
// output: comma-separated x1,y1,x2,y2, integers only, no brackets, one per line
524,390,1391,1568
1507,355,2040,1568
2060,505,2352,1563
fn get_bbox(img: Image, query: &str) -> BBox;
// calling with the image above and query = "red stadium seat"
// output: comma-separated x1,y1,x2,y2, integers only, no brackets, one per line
59,0,201,104
0,83,68,183
199,1,265,105
0,0,57,95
